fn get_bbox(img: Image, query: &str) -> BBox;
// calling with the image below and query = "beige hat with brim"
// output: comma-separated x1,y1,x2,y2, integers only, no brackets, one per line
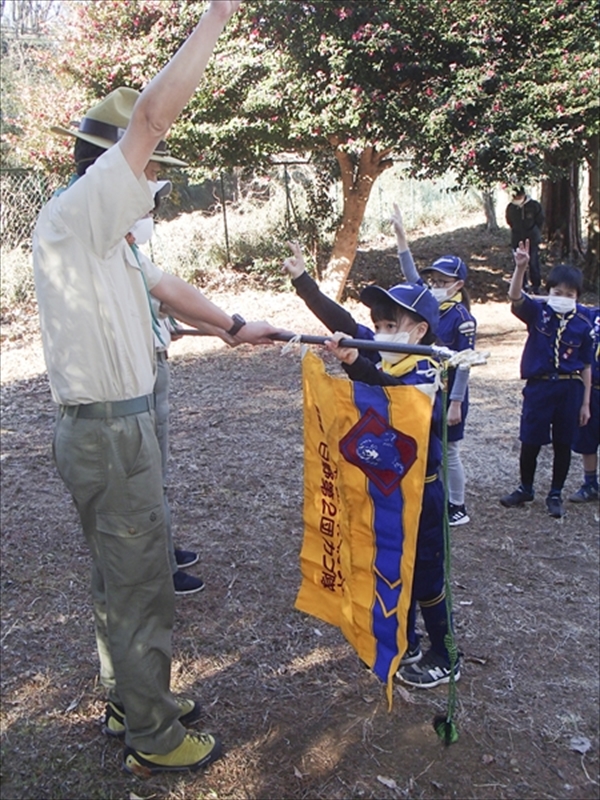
51,87,188,167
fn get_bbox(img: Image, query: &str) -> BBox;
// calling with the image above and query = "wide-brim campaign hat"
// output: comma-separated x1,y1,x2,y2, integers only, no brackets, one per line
360,282,439,334
51,87,188,167
421,255,467,282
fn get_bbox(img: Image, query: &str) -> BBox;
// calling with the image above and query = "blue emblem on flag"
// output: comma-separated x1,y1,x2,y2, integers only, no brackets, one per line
339,407,417,495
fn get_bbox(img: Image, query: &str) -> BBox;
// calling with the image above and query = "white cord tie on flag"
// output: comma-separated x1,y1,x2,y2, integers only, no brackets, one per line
446,349,491,369
281,334,303,355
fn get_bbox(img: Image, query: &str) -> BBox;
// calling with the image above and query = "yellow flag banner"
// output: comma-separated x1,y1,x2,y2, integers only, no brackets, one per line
295,350,434,703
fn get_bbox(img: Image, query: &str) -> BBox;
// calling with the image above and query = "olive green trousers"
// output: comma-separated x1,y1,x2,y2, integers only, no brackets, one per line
53,409,185,754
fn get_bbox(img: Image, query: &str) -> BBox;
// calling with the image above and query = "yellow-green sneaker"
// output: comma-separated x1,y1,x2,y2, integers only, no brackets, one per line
104,698,201,737
123,732,222,777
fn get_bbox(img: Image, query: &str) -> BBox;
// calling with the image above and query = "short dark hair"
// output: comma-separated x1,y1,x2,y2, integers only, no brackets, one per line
546,264,583,297
74,138,107,176
370,301,436,345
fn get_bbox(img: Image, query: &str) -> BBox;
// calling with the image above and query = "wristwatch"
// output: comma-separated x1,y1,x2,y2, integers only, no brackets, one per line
227,313,246,337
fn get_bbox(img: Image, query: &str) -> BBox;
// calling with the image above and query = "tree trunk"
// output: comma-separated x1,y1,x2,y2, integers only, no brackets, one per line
541,161,584,264
481,189,499,231
584,137,599,291
319,140,393,301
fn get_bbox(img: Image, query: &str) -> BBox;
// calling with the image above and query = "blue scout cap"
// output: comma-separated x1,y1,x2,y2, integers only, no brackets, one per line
360,282,439,334
421,255,467,282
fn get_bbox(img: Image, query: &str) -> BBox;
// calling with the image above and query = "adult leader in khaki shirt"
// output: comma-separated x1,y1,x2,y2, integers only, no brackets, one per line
34,144,160,405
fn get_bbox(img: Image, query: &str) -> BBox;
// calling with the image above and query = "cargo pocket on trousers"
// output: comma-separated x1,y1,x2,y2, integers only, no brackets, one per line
96,504,167,587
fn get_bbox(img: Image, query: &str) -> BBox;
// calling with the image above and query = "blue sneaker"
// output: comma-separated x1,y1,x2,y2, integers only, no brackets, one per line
173,571,205,596
545,494,565,518
500,486,534,507
568,484,599,504
175,548,199,568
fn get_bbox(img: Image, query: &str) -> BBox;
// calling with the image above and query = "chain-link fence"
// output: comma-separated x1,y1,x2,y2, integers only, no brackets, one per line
0,168,63,249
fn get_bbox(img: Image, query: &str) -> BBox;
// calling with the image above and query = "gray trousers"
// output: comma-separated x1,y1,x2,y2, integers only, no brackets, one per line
154,351,177,574
53,409,185,753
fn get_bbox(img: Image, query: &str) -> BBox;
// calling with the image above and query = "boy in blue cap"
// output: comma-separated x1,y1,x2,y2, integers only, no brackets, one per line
284,244,460,689
500,241,593,518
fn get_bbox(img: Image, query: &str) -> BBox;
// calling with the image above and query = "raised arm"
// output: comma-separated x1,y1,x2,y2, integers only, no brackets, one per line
508,240,530,302
119,0,241,177
391,203,419,282
283,242,360,336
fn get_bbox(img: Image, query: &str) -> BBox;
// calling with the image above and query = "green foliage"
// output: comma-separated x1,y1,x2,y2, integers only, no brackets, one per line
7,0,598,190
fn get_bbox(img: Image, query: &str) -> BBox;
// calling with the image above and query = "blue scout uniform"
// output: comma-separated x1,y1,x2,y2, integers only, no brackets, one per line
437,297,476,442
573,307,600,455
292,272,451,664
512,294,593,446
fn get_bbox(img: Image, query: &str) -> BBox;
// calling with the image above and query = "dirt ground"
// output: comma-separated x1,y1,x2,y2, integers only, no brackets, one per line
1,223,599,800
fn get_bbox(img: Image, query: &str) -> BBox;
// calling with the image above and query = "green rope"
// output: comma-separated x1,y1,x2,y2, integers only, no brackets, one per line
434,361,459,745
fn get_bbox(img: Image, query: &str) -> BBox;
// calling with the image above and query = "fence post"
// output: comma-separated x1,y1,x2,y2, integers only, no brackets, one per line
220,171,231,265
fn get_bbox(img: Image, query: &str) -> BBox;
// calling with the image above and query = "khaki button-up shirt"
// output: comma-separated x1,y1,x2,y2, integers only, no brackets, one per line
33,145,164,405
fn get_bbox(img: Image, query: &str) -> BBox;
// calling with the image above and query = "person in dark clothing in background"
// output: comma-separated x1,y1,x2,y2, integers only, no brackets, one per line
506,187,545,293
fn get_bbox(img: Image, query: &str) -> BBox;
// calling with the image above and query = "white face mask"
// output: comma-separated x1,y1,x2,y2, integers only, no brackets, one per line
129,216,155,245
430,283,458,304
147,179,160,199
547,295,576,315
374,331,410,365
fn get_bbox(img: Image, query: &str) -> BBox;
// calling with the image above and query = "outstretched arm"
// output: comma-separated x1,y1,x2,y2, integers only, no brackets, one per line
119,1,241,177
151,272,281,345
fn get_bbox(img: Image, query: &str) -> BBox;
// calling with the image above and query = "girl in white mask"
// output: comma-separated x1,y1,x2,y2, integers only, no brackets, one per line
500,241,592,519
392,204,477,528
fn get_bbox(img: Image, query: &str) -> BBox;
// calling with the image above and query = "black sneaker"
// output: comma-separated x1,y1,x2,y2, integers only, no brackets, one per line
546,494,565,518
175,548,199,569
396,649,460,689
500,486,534,507
400,643,422,666
448,503,470,526
173,571,205,596
104,697,201,737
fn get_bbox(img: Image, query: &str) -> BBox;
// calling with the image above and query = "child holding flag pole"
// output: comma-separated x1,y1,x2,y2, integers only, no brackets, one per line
282,244,461,689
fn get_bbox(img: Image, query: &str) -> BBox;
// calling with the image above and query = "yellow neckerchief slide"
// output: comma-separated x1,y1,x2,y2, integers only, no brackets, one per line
381,354,440,380
439,291,462,313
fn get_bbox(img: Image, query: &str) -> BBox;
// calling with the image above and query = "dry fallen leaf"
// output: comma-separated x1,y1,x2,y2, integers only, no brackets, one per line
570,735,592,755
293,766,303,779
377,775,398,789
396,685,416,704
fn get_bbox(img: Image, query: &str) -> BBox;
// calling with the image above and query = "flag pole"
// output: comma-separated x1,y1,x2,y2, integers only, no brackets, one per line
173,328,455,359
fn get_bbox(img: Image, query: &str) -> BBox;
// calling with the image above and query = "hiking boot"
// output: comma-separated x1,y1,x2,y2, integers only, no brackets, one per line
500,486,534,508
569,484,599,503
104,698,201,738
396,649,460,689
448,503,470,526
173,571,205,596
546,494,565,518
175,548,199,569
400,643,422,666
123,732,222,777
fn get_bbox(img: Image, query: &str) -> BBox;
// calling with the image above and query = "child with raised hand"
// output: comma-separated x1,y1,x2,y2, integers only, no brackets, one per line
569,305,599,504
500,240,593,518
283,243,460,689
391,204,476,527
